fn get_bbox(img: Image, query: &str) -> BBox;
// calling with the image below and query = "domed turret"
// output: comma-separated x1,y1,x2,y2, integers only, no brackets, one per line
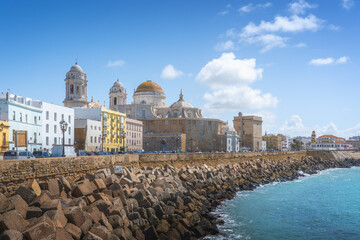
222,124,237,135
135,80,164,94
63,63,88,108
170,90,193,108
109,79,127,111
133,80,166,107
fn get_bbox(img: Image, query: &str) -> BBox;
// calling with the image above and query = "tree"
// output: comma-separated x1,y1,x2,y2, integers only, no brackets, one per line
291,139,303,151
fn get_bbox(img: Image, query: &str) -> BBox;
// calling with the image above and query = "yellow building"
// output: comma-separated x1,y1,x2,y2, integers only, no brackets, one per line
101,108,126,152
0,121,10,155
263,134,282,151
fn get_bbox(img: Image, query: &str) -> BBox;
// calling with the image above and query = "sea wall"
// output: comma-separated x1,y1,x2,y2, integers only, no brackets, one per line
0,151,359,239
0,151,356,195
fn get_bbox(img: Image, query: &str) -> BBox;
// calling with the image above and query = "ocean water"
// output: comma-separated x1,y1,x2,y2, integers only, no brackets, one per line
209,167,360,240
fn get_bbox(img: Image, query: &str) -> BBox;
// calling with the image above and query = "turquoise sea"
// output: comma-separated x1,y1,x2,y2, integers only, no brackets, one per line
209,167,360,240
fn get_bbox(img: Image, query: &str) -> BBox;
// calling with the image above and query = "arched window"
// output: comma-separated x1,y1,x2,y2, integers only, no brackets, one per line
76,86,79,94
70,84,74,94
114,97,117,105
141,100,146,104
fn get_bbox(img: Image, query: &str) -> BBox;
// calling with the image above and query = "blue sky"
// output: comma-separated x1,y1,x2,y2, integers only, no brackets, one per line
0,0,359,138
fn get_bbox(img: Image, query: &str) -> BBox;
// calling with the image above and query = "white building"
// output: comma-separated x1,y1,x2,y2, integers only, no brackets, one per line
0,93,43,152
74,119,101,152
221,124,240,152
262,141,267,151
42,102,74,153
311,134,352,150
126,118,143,152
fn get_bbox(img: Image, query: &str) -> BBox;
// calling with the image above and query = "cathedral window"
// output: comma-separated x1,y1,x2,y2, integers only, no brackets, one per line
76,86,80,94
114,97,117,105
70,84,74,94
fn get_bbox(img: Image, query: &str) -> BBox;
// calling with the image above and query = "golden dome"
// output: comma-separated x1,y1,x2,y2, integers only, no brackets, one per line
135,80,164,94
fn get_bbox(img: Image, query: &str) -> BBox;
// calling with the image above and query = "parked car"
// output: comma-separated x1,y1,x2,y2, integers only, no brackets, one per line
33,151,50,158
3,150,35,160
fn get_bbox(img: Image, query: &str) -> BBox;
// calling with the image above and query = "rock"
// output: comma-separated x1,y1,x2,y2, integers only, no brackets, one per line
93,179,106,191
26,206,43,219
0,210,29,232
0,230,23,240
60,177,72,193
156,219,170,233
0,195,28,218
153,204,164,219
40,199,62,212
15,184,38,204
65,223,82,240
83,231,103,240
99,212,113,231
43,210,68,228
144,225,158,240
23,217,56,240
64,207,86,227
55,227,73,240
73,179,94,197
128,212,140,221
30,192,51,208
89,225,112,240
91,200,111,216
108,215,124,228
80,212,93,234
48,179,61,197
133,229,145,240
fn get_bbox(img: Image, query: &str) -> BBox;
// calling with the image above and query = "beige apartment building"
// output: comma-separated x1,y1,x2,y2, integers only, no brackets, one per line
126,118,143,152
262,134,282,151
233,112,263,151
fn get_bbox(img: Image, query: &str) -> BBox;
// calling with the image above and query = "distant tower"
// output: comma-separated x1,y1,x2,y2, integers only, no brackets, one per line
109,79,127,111
311,130,316,143
63,63,88,108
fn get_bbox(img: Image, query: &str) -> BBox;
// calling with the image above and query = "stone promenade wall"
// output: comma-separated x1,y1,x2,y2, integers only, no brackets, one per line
0,150,355,195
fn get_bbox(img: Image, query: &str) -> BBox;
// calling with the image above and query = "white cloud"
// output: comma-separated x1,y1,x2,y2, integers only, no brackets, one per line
278,115,360,138
342,0,355,9
309,56,349,65
241,15,323,37
328,24,340,31
160,64,183,79
289,0,317,15
245,34,287,52
197,52,277,112
245,111,277,132
295,42,307,48
214,40,234,51
239,3,271,13
106,60,125,67
218,10,229,15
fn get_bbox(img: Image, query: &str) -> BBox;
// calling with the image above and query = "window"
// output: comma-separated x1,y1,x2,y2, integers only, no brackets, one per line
46,124,49,133
70,84,74,94
54,113,57,121
12,111,15,120
46,111,49,120
76,86,79,94
34,116,37,124
94,137,97,143
200,120,204,126
94,126,97,130
68,127,71,135
46,137,49,145
61,114,64,120
54,125,57,134
54,137,57,145
3,133,6,145
165,120,168,125
114,97,117,105
141,110,146,118
90,136,93,143
68,139,71,145
91,126,93,130
98,137,101,143
25,114,28,123
68,115,71,123
20,113,22,122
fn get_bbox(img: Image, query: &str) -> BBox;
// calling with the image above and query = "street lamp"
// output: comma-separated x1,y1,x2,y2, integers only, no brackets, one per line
120,129,126,152
59,120,68,157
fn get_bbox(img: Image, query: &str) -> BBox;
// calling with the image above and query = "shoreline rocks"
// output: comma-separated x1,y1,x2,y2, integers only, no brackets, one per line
0,155,359,239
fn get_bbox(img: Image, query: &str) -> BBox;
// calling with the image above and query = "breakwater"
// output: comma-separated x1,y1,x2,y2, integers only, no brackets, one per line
0,151,359,239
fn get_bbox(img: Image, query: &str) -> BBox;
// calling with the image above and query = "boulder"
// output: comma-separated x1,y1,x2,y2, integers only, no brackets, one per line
0,195,28,218
65,223,82,240
73,179,94,197
83,232,103,240
43,210,68,228
23,217,56,240
40,199,62,213
55,227,73,240
48,179,61,197
26,206,43,219
64,207,86,227
144,225,158,240
89,225,112,240
0,230,23,240
0,210,29,232
15,179,41,204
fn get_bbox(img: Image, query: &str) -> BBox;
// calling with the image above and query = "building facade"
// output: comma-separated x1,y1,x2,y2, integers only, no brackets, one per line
221,124,240,152
0,121,9,155
63,63,89,108
42,102,74,153
233,112,263,151
74,107,126,152
310,133,352,150
126,118,143,152
0,93,42,152
74,119,101,152
262,134,282,151
144,133,186,152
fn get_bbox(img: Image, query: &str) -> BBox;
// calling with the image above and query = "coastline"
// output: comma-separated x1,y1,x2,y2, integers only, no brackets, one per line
0,153,359,239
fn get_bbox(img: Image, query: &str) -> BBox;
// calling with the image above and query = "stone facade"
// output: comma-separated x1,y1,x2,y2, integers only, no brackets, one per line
144,133,186,152
233,112,263,151
126,118,143,152
263,134,282,150
143,118,225,152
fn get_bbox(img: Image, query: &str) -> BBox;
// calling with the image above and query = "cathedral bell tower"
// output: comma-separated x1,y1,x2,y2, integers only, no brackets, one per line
109,79,127,111
63,63,89,108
